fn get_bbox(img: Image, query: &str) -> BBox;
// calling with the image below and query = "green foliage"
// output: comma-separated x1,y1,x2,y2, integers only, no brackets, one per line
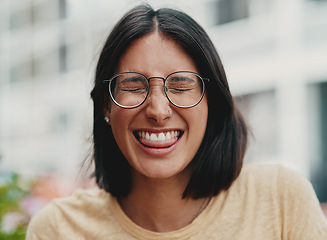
0,173,31,240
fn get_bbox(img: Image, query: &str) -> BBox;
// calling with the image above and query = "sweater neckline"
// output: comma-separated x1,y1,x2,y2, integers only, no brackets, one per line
110,194,222,240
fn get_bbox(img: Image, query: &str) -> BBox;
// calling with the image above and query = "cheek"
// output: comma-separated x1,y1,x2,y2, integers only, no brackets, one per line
199,110,208,137
109,106,131,126
109,109,129,140
109,107,139,146
197,99,208,129
187,101,208,139
109,115,132,160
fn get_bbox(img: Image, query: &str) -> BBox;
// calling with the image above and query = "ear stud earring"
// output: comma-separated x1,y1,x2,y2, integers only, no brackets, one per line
104,117,110,123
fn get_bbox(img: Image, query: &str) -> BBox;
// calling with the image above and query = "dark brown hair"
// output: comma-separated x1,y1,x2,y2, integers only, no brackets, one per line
90,4,248,199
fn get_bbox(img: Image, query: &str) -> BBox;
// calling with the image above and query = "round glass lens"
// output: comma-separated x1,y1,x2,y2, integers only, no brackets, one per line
109,73,148,108
165,72,204,108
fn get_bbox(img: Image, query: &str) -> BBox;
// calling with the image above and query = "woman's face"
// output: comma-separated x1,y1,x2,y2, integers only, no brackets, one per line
104,32,208,180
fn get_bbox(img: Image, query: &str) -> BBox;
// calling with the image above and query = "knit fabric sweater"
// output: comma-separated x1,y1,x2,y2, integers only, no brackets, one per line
26,164,327,239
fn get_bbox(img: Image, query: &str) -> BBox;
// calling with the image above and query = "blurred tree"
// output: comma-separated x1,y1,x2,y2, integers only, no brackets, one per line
0,173,30,240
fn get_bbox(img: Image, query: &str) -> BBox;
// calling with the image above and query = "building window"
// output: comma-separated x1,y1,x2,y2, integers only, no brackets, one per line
10,58,36,84
54,111,70,132
319,83,327,165
249,0,273,16
32,0,59,24
58,0,67,19
236,90,277,163
59,43,67,73
9,4,33,30
310,82,327,202
210,0,249,25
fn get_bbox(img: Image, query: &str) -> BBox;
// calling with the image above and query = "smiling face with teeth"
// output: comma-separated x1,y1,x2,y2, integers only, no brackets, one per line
104,32,208,181
135,130,180,146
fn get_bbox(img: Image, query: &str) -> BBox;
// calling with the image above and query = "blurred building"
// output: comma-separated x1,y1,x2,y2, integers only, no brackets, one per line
204,0,327,202
0,0,326,200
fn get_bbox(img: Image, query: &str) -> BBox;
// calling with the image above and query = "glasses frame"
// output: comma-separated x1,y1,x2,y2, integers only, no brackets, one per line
103,71,209,109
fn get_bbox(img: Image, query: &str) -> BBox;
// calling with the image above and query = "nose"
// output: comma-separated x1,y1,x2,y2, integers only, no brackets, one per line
144,81,171,124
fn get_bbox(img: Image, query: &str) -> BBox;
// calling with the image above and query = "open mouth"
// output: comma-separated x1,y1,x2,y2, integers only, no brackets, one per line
133,130,183,148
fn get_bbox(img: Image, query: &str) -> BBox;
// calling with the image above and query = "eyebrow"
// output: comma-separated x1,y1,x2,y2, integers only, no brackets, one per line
168,76,196,83
120,76,146,83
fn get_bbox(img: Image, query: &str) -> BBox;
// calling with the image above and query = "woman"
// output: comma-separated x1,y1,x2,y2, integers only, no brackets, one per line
27,5,327,239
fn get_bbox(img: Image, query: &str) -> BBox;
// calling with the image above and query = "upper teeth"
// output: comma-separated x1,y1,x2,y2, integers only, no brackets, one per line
137,131,180,142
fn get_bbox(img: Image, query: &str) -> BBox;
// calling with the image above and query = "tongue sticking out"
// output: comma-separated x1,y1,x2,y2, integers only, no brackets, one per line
135,131,181,148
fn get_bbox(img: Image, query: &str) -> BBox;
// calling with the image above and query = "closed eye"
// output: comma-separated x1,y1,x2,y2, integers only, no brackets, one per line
121,88,147,93
118,76,148,93
167,88,193,93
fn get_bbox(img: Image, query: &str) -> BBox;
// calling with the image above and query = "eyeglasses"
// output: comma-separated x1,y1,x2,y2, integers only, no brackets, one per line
103,71,209,109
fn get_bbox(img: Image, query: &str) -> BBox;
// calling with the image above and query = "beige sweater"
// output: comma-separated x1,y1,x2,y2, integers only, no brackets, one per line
26,165,327,239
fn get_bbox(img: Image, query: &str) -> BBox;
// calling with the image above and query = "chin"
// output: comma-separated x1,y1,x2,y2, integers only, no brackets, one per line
133,159,192,181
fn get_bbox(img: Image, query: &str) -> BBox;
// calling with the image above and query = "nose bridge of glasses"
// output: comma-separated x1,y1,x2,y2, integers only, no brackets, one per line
143,77,170,110
145,78,171,116
148,76,165,81
148,76,165,87
147,76,166,94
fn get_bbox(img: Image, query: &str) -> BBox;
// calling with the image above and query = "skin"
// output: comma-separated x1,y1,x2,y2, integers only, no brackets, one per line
104,32,209,232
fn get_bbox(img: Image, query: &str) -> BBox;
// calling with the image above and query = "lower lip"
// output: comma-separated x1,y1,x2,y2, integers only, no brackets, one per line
134,135,180,157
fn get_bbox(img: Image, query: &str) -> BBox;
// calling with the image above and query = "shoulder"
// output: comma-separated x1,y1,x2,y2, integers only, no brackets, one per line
240,163,300,179
242,164,316,193
238,164,309,189
235,164,318,200
44,187,112,217
26,188,113,239
52,187,111,209
226,164,321,214
234,164,327,238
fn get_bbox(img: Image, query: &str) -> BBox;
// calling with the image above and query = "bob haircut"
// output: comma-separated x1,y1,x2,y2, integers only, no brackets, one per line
90,4,248,199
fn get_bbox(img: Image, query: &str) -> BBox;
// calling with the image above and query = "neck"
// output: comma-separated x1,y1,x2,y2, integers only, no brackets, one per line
119,170,210,232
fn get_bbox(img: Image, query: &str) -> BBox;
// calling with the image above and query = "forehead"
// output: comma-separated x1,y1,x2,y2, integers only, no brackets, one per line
116,32,199,77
